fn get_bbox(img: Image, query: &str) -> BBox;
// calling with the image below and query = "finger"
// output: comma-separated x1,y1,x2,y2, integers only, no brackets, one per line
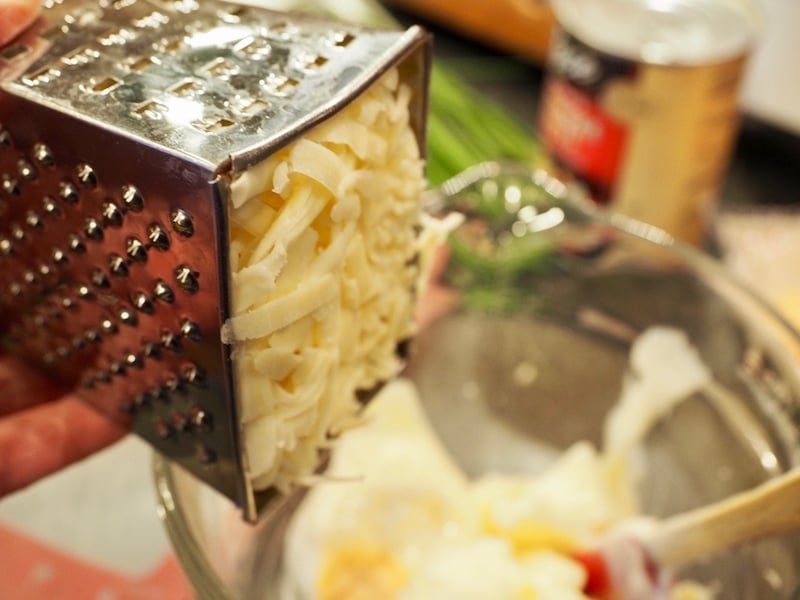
0,355,66,416
0,0,40,46
0,394,126,497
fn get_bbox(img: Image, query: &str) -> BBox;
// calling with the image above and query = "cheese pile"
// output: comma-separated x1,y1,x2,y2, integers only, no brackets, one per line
222,68,432,491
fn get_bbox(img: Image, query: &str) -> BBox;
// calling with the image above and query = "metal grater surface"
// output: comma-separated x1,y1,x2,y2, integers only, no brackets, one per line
0,0,430,521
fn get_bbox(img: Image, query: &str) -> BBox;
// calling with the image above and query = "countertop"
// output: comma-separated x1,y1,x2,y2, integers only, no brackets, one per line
1,4,799,600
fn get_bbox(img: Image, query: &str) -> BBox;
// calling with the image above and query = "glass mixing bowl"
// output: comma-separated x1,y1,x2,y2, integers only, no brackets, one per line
154,162,800,599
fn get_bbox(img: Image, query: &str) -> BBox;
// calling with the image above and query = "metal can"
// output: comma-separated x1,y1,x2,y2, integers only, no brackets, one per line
537,0,761,245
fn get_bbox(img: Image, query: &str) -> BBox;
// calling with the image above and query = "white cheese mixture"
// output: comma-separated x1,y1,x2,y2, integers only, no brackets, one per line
281,327,715,600
224,68,434,491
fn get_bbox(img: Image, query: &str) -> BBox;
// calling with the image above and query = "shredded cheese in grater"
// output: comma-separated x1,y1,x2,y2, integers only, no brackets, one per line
223,68,432,492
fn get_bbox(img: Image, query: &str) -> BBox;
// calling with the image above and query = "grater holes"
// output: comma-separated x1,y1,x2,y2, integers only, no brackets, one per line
61,296,77,311
22,66,61,87
103,0,137,9
160,329,182,353
297,52,328,72
76,163,98,188
68,234,86,253
76,283,94,301
142,340,161,359
11,224,25,242
171,412,189,433
84,76,121,95
154,418,173,439
168,79,202,98
62,46,101,66
109,360,126,376
196,444,217,464
2,175,20,197
127,55,160,72
153,280,175,303
43,196,61,217
174,265,199,293
233,97,269,117
266,21,298,41
179,318,202,342
133,100,168,120
25,211,43,230
132,11,169,29
330,31,356,48
147,224,170,250
8,282,22,297
153,35,185,55
71,335,86,350
102,201,124,227
59,180,79,204
202,57,239,79
125,351,144,369
122,185,144,212
52,247,68,265
119,306,138,326
100,317,118,335
170,209,193,236
84,328,101,344
0,237,12,255
132,291,155,314
217,5,247,23
233,36,271,60
192,117,236,133
109,254,129,277
91,268,111,289
0,127,12,147
181,362,205,386
1,44,29,61
98,27,138,46
33,144,55,167
188,404,212,430
262,73,299,97
169,0,199,14
126,237,147,262
17,160,37,182
84,217,104,240
94,369,112,385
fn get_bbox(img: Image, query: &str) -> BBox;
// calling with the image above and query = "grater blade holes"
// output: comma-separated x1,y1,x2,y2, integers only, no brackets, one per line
43,196,61,217
25,211,43,230
0,127,12,147
217,5,247,23
102,202,124,227
98,27,138,47
0,238,12,255
179,318,202,341
266,21,298,41
174,265,199,292
132,11,170,29
84,218,104,241
52,247,68,265
126,237,148,262
100,317,118,334
22,66,62,87
109,254,129,277
2,175,20,197
33,144,55,167
62,46,100,66
68,234,87,254
133,100,168,120
152,35,185,54
153,280,175,303
59,180,79,204
233,37,271,60
121,185,144,212
118,306,138,326
1,44,30,61
76,163,98,188
84,77,121,95
201,57,238,79
131,291,155,314
192,117,236,133
11,224,25,242
127,55,160,72
147,224,170,250
18,160,37,182
262,73,299,97
101,0,137,9
168,80,202,98
170,208,193,236
234,97,269,117
160,329,182,353
91,269,111,289
330,31,356,48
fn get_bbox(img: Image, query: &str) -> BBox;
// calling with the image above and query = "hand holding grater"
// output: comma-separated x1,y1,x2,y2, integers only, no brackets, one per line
0,0,431,521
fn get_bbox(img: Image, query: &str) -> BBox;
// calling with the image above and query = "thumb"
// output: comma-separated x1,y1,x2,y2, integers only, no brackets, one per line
0,0,40,46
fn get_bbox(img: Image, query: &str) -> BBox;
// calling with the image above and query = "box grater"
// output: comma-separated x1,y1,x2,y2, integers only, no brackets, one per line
0,0,430,521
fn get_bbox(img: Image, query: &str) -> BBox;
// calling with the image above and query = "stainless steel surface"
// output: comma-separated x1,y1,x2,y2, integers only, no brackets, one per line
156,163,800,598
0,0,431,521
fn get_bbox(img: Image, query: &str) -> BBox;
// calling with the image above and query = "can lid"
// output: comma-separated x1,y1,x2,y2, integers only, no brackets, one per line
551,0,761,66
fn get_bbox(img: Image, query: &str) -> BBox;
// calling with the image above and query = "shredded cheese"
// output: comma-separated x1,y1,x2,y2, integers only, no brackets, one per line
224,68,432,491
